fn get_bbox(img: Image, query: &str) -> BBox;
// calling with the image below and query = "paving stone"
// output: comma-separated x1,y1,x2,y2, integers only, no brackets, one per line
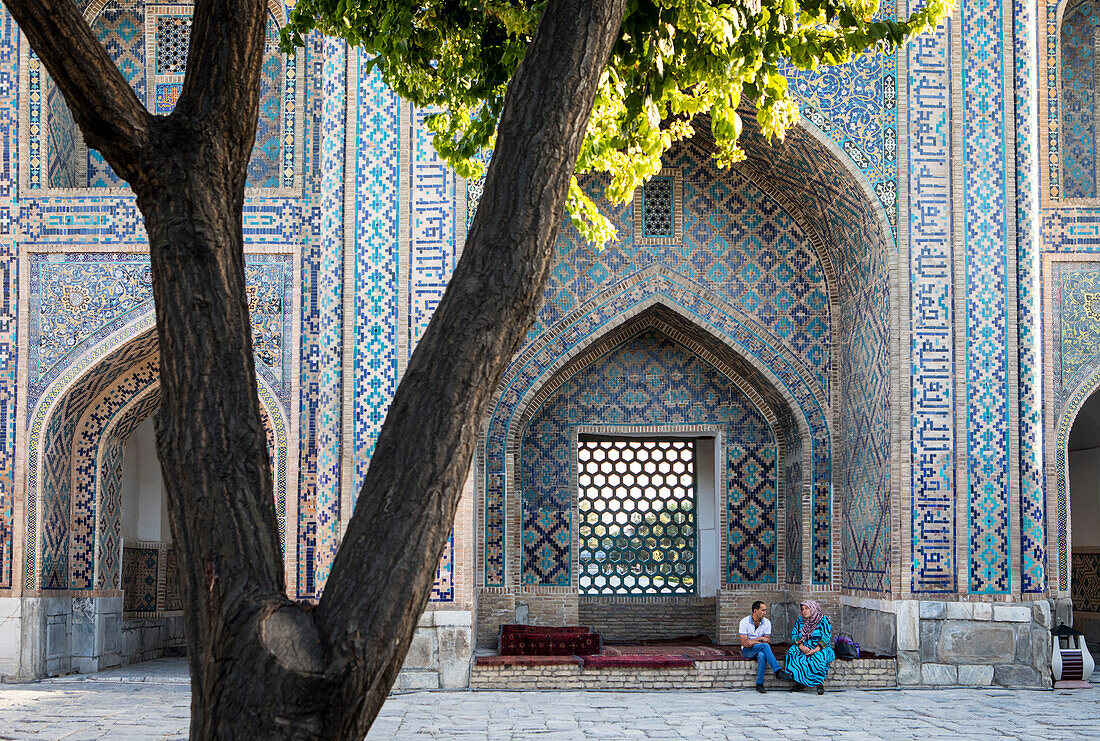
3,660,1100,739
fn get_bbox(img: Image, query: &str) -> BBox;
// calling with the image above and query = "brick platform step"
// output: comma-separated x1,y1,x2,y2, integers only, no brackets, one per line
470,657,897,691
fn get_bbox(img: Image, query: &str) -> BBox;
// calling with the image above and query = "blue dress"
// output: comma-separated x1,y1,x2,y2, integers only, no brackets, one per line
784,615,836,687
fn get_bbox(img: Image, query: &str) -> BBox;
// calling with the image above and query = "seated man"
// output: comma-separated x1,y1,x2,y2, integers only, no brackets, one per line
739,600,789,692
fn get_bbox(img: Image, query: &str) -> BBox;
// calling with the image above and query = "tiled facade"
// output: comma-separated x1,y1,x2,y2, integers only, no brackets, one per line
0,0,1094,690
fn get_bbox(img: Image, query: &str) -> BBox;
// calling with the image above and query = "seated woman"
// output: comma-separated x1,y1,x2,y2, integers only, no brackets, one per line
784,600,836,694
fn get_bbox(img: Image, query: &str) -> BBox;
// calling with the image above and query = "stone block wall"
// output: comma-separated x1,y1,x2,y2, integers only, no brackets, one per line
393,609,473,691
896,599,1052,687
122,616,185,665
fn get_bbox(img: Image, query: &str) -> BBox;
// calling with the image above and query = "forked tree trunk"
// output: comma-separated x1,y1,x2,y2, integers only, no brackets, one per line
6,0,627,736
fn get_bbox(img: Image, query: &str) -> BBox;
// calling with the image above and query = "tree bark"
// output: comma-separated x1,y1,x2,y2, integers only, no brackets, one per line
7,0,626,736
316,0,627,733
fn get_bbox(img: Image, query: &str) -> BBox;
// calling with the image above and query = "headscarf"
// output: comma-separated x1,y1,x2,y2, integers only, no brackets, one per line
799,600,825,642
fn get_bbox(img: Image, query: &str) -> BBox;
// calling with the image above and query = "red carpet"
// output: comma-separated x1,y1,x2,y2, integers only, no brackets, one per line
486,629,889,669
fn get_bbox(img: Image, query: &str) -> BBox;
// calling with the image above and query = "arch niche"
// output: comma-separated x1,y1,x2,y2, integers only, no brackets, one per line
24,319,288,596
475,109,896,643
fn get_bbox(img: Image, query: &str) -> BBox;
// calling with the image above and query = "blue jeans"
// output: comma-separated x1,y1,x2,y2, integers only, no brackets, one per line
742,642,781,684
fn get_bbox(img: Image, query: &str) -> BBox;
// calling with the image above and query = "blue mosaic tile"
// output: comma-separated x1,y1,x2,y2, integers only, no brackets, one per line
964,0,1011,595
484,268,831,587
27,253,293,410
1012,0,1045,594
1060,0,1099,199
0,9,17,590
907,15,956,593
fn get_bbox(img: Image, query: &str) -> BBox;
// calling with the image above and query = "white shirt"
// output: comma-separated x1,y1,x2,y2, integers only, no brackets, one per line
739,615,772,640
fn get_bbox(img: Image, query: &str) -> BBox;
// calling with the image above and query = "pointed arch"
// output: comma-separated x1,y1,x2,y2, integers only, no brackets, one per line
481,269,829,588
509,303,808,589
1054,366,1100,592
25,311,288,592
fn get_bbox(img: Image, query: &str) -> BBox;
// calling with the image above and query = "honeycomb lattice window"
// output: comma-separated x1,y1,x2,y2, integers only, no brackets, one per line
641,176,675,237
155,15,191,76
578,437,697,595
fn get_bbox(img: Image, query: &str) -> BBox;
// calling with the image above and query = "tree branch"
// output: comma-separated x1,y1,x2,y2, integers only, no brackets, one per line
314,0,627,734
3,0,150,182
174,0,268,180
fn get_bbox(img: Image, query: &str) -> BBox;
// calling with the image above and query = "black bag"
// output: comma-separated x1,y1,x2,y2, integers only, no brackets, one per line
834,633,860,660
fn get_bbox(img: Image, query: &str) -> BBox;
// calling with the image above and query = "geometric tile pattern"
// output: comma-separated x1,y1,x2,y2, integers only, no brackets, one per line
727,416,778,584
963,0,1012,595
484,266,828,587
532,143,832,397
519,329,777,587
299,36,345,598
96,388,161,590
69,357,159,589
1072,550,1100,612
247,16,283,187
120,540,181,616
294,32,324,600
16,197,303,245
25,247,292,591
906,16,957,593
147,8,289,188
411,106,458,601
88,3,146,188
46,77,79,188
1013,0,1045,595
1059,0,1099,199
27,3,296,192
26,324,159,589
351,62,399,498
641,176,674,238
96,435,126,590
153,14,189,75
733,114,893,586
122,545,158,613
783,436,802,584
0,10,16,591
32,332,288,592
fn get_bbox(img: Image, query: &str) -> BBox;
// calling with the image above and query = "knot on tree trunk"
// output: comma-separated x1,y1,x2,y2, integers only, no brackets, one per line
260,602,329,678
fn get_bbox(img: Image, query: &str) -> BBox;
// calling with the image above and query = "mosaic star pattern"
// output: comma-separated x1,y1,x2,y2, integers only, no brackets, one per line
28,254,293,408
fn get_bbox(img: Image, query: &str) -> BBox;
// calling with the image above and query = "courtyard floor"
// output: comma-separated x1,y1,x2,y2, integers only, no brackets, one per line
0,658,1098,739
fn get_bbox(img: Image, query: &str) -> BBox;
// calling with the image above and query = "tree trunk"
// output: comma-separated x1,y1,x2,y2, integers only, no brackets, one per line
7,0,626,736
